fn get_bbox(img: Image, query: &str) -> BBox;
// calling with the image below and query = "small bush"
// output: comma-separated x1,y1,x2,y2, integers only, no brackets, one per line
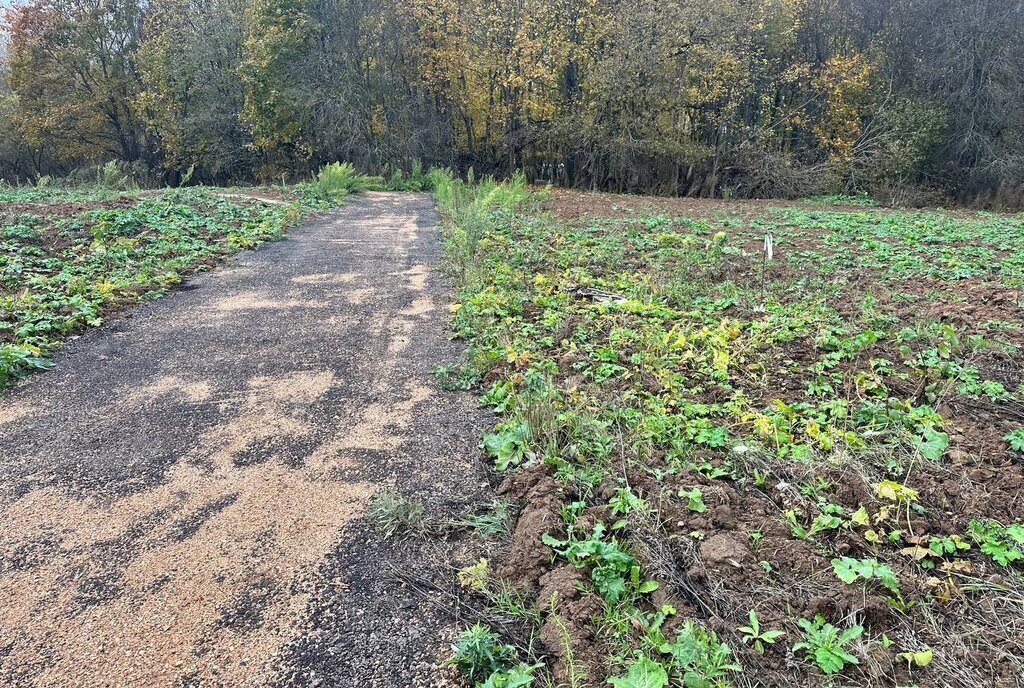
309,162,381,201
384,159,436,192
65,159,148,190
449,623,517,682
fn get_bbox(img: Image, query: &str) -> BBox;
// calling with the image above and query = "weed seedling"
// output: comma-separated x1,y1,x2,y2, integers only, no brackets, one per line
448,623,517,683
658,621,742,686
738,610,785,654
542,523,658,603
968,519,1024,566
607,653,668,688
680,487,707,513
460,499,514,539
1004,428,1024,454
831,557,901,595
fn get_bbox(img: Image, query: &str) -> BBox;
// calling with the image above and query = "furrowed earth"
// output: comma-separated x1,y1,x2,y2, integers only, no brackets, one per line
438,182,1024,688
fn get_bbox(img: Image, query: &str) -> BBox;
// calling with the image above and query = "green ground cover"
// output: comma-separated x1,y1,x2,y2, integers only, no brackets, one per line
0,161,427,389
0,185,313,389
436,177,1024,687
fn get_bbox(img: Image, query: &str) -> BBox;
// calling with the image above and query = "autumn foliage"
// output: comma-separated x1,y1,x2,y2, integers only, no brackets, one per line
1,0,1023,203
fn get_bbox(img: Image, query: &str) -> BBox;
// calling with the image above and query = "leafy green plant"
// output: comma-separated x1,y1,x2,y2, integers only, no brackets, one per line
610,487,648,516
479,665,540,688
831,557,900,594
1004,428,1024,454
793,615,862,675
911,425,949,461
783,509,810,540
0,343,53,387
897,649,933,669
449,623,518,684
928,535,971,557
542,523,658,603
808,507,845,536
969,519,1024,566
680,487,707,513
483,421,532,470
738,610,784,654
607,654,668,688
902,534,972,568
659,621,741,687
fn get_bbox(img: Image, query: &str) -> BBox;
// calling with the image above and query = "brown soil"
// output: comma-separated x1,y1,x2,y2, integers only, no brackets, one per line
483,193,1024,688
542,187,881,222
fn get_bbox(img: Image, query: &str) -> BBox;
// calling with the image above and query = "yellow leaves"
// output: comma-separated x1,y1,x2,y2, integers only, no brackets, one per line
875,480,918,503
92,281,117,297
505,346,532,367
457,558,489,592
850,506,870,526
812,51,877,165
753,415,776,438
661,325,689,352
369,104,387,139
853,370,883,395
900,544,931,561
925,560,971,604
803,419,833,450
898,650,933,668
804,418,820,436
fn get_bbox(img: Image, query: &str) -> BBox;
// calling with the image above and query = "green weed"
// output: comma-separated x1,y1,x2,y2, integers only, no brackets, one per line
738,610,784,655
792,615,862,675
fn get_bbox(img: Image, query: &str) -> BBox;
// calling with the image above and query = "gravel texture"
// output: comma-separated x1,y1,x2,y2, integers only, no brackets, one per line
0,193,491,687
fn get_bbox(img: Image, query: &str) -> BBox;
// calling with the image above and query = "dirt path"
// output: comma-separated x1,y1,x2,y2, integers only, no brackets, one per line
0,193,490,687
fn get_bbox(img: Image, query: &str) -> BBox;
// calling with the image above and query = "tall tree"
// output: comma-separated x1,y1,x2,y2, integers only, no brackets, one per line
6,0,148,167
139,0,254,182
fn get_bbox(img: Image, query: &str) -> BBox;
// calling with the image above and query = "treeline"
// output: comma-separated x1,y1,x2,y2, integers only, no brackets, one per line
2,0,1023,204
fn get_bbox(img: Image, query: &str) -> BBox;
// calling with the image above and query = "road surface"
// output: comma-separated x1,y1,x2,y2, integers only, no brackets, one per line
0,193,489,687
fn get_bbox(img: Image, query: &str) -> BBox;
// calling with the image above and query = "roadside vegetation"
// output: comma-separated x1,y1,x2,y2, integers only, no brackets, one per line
3,0,1024,207
434,174,1024,687
0,161,428,390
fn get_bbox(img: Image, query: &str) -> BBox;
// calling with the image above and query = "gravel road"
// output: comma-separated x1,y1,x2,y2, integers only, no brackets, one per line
0,193,490,687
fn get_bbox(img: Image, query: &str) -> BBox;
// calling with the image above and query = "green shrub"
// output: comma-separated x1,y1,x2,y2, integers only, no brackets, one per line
449,623,518,683
309,162,381,200
96,160,134,190
384,159,436,191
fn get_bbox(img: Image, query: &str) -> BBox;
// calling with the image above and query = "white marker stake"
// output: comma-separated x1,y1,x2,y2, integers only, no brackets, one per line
759,229,774,308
